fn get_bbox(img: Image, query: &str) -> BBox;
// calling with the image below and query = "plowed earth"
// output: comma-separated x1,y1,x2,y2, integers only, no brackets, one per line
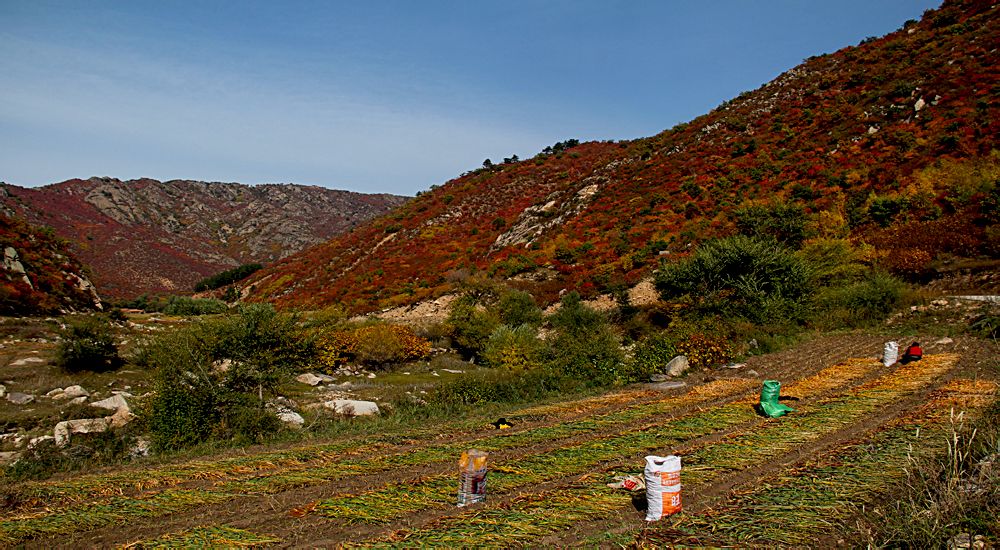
2,332,996,548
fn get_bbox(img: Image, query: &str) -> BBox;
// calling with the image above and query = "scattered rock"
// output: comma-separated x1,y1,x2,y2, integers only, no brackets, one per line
650,374,670,382
441,369,464,374
323,399,380,417
54,417,110,447
947,533,989,550
273,396,297,408
28,435,54,448
68,396,88,405
934,337,954,345
10,357,45,367
129,437,152,458
723,363,747,369
747,369,760,377
6,392,35,405
109,407,135,428
45,388,64,398
58,385,89,400
212,358,232,373
0,451,22,466
0,384,5,398
666,355,690,377
366,372,376,379
92,394,129,412
296,373,324,386
276,409,305,429
315,373,335,383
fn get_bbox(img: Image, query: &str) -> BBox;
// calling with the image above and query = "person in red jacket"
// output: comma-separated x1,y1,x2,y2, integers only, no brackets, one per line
901,341,923,364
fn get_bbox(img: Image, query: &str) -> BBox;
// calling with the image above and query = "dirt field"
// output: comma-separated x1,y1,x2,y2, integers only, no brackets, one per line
1,332,996,548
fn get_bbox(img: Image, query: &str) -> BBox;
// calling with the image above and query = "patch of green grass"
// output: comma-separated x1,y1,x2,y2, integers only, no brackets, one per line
126,525,279,548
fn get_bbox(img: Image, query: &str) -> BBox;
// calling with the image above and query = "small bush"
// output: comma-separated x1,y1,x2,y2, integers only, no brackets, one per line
630,333,677,378
814,271,906,327
734,202,810,247
968,304,999,339
55,317,124,373
447,296,500,358
545,292,627,384
548,291,607,337
482,324,543,371
429,367,579,407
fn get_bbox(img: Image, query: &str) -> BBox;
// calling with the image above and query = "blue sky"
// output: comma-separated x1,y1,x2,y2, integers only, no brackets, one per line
1,1,941,195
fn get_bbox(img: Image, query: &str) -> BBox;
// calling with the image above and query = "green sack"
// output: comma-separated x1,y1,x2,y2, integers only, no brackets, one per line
759,380,794,418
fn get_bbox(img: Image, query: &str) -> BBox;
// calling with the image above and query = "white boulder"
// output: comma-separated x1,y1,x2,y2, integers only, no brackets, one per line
54,417,111,447
323,399,380,416
28,435,55,448
296,373,324,386
56,385,89,400
0,451,22,466
276,409,305,429
91,394,130,412
6,392,34,405
666,355,690,377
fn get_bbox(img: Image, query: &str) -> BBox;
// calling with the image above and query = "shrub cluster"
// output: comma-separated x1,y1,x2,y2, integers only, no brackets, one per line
146,304,314,450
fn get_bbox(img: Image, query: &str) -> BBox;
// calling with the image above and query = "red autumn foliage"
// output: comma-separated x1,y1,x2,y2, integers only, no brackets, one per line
246,0,999,312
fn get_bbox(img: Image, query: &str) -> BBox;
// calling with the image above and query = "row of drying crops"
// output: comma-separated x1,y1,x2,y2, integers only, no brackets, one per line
3,353,993,547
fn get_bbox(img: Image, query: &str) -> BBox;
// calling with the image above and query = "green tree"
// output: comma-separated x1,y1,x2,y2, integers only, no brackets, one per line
655,236,810,324
497,290,542,328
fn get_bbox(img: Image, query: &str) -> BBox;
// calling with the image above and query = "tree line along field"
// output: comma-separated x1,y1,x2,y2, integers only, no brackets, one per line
2,332,996,548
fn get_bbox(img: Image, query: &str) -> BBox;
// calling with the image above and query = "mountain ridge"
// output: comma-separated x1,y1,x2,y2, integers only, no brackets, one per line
0,177,408,299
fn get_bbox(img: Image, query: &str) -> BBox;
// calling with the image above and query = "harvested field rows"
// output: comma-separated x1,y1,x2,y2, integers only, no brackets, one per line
638,378,999,547
349,355,964,546
3,346,992,548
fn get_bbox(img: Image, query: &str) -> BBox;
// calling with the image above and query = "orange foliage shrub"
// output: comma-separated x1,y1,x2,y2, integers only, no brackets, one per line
675,333,731,369
319,324,431,369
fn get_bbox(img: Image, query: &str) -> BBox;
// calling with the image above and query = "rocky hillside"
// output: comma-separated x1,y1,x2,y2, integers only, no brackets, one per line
0,178,408,299
244,0,999,312
0,215,102,314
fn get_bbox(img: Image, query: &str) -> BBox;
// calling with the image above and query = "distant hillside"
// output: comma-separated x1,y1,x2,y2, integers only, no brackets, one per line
244,0,998,313
0,178,408,299
0,215,101,314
